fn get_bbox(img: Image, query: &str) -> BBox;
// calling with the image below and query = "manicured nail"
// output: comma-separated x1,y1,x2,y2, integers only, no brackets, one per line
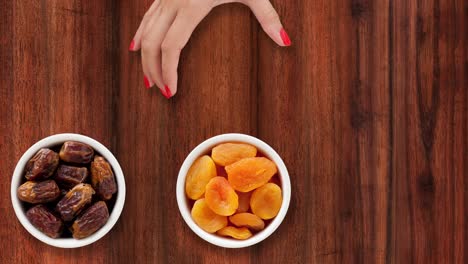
129,40,135,51
280,28,291,46
159,88,168,98
163,85,172,99
144,76,152,89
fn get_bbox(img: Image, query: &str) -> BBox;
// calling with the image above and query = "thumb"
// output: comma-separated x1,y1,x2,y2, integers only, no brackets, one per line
244,0,291,46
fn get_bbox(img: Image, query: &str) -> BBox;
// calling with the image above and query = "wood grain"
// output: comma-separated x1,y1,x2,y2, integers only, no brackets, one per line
0,0,115,263
0,0,466,263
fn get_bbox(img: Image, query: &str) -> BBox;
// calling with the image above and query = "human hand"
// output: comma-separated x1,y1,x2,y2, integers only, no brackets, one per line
129,0,291,98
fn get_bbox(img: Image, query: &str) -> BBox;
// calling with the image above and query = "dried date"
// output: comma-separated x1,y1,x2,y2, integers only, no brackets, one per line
71,201,109,239
26,205,63,238
25,148,59,181
55,183,95,221
17,180,60,204
54,165,88,189
91,156,117,200
59,141,94,164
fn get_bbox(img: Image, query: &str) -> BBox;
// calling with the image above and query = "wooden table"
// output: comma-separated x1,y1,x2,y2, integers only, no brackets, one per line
0,0,466,263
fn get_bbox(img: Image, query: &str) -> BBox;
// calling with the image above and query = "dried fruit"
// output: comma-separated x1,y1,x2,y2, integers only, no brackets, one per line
71,201,109,239
236,191,252,213
59,141,94,164
26,205,63,238
24,148,59,181
205,177,238,216
91,156,117,200
54,165,88,189
216,226,252,240
17,180,60,204
56,183,95,221
211,143,257,166
229,213,265,231
250,183,282,220
185,155,217,200
191,198,227,233
226,157,277,192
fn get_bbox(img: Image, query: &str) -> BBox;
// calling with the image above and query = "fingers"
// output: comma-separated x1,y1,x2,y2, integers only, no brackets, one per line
130,0,291,98
161,6,210,97
141,7,177,90
129,0,160,51
244,0,291,46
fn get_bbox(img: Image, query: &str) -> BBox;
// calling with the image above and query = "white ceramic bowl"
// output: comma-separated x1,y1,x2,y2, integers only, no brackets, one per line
11,133,126,248
176,133,291,248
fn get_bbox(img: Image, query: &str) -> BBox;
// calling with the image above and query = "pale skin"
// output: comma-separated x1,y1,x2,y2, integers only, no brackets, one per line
129,0,291,99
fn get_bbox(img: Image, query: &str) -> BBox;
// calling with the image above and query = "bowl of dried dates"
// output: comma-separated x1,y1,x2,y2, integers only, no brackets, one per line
11,133,126,248
176,133,291,248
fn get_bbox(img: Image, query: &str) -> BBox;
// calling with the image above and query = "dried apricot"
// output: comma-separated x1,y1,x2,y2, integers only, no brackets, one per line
250,183,282,220
229,213,265,231
236,191,252,213
205,177,238,216
226,157,277,192
211,143,257,166
191,198,227,233
216,226,252,240
185,155,217,200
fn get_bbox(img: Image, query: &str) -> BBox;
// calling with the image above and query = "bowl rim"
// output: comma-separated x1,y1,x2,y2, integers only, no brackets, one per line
176,133,291,248
10,133,126,248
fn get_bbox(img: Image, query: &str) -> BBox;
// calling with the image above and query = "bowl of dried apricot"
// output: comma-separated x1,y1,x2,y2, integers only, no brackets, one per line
176,133,291,248
10,133,126,248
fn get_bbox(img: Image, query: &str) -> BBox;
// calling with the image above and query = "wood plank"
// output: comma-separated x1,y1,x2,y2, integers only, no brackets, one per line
255,0,392,262
115,1,257,263
0,0,466,263
0,0,115,263
0,0,15,261
391,0,467,263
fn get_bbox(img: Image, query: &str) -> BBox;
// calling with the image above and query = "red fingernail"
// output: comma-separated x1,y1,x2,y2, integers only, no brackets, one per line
280,28,291,46
163,85,172,99
159,88,168,98
144,76,151,89
129,40,135,51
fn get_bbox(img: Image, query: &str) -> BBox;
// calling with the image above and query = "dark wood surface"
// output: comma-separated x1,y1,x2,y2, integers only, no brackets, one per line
0,0,466,263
